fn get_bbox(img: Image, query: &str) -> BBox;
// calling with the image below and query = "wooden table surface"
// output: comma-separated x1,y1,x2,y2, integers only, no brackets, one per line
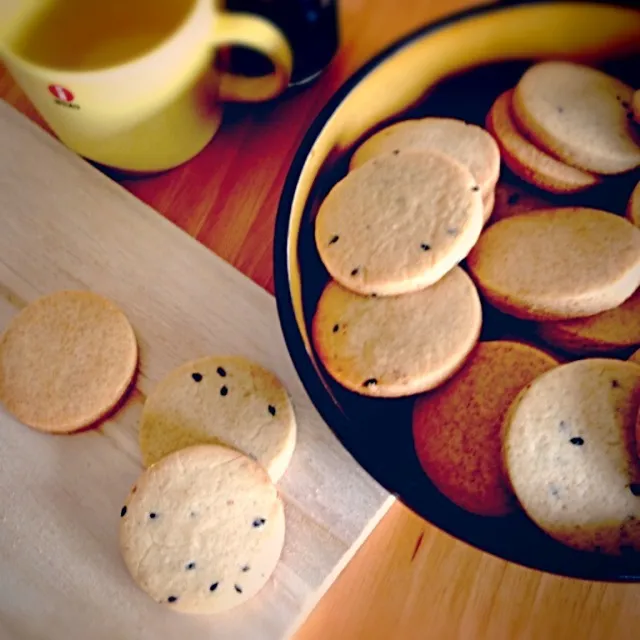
2,0,640,638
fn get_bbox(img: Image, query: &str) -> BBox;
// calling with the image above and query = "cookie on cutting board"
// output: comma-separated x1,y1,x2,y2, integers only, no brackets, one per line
512,61,640,174
537,288,640,355
503,359,640,554
315,150,484,296
0,290,137,433
139,356,296,482
486,89,599,194
120,444,286,614
312,267,482,397
412,341,558,516
466,208,640,321
349,117,501,199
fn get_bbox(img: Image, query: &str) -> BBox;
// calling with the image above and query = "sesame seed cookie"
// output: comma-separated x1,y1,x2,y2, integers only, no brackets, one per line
312,267,482,398
487,89,599,194
537,288,640,355
119,444,285,614
503,359,640,554
512,61,640,174
139,356,296,482
315,151,484,296
466,208,640,321
349,118,500,197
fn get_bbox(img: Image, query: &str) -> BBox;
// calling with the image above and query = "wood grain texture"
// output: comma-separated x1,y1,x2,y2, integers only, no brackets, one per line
0,101,392,640
3,0,640,638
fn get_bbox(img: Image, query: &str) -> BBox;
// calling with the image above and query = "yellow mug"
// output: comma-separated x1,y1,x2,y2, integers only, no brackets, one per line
0,0,293,172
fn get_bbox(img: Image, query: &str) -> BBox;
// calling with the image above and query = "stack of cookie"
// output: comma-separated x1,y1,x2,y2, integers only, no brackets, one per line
0,291,297,614
312,117,501,397
121,355,297,614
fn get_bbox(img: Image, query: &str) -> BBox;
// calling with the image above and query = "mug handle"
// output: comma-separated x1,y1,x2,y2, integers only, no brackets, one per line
212,13,293,102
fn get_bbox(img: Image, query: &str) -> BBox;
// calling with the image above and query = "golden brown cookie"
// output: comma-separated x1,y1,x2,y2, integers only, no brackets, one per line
512,61,640,174
627,181,640,228
315,151,484,296
537,289,640,354
487,90,600,194
0,290,137,433
312,267,482,397
120,445,285,614
503,359,640,554
412,341,558,516
466,208,640,321
139,356,296,482
349,118,500,196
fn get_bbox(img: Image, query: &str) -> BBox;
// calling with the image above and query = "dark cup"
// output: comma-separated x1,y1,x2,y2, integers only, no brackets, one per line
225,0,339,87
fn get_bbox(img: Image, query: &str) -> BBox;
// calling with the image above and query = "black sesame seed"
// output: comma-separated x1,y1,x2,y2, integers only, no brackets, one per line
332,324,339,333
393,149,400,155
253,518,266,528
190,511,197,518
268,405,276,416
612,379,620,388
363,378,377,388
217,367,227,377
350,267,359,277
328,235,339,245
446,228,458,236
120,506,127,518
167,596,178,603
186,562,196,570
220,385,228,396
471,185,480,192
149,512,157,519
209,582,219,592
557,106,564,114
235,585,243,594
191,372,203,382
569,437,584,446
370,293,377,298
507,193,520,205
226,499,234,506
242,565,250,572
420,243,431,251
630,484,640,497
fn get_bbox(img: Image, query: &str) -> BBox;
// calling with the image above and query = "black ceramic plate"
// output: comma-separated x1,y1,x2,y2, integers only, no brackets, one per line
274,0,640,580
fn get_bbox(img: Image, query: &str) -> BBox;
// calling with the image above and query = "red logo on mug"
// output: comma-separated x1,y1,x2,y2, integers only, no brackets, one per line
48,85,74,102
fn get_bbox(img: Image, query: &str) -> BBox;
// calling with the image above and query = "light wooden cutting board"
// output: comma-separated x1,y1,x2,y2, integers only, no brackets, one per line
0,100,393,640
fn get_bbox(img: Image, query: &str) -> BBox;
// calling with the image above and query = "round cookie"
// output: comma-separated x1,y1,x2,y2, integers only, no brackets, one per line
512,61,640,174
140,356,296,482
503,359,640,554
120,445,285,613
412,341,558,516
630,348,640,365
466,208,640,321
627,181,640,228
537,288,640,355
349,118,501,196
486,90,600,194
0,290,137,433
312,267,482,398
315,151,484,296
